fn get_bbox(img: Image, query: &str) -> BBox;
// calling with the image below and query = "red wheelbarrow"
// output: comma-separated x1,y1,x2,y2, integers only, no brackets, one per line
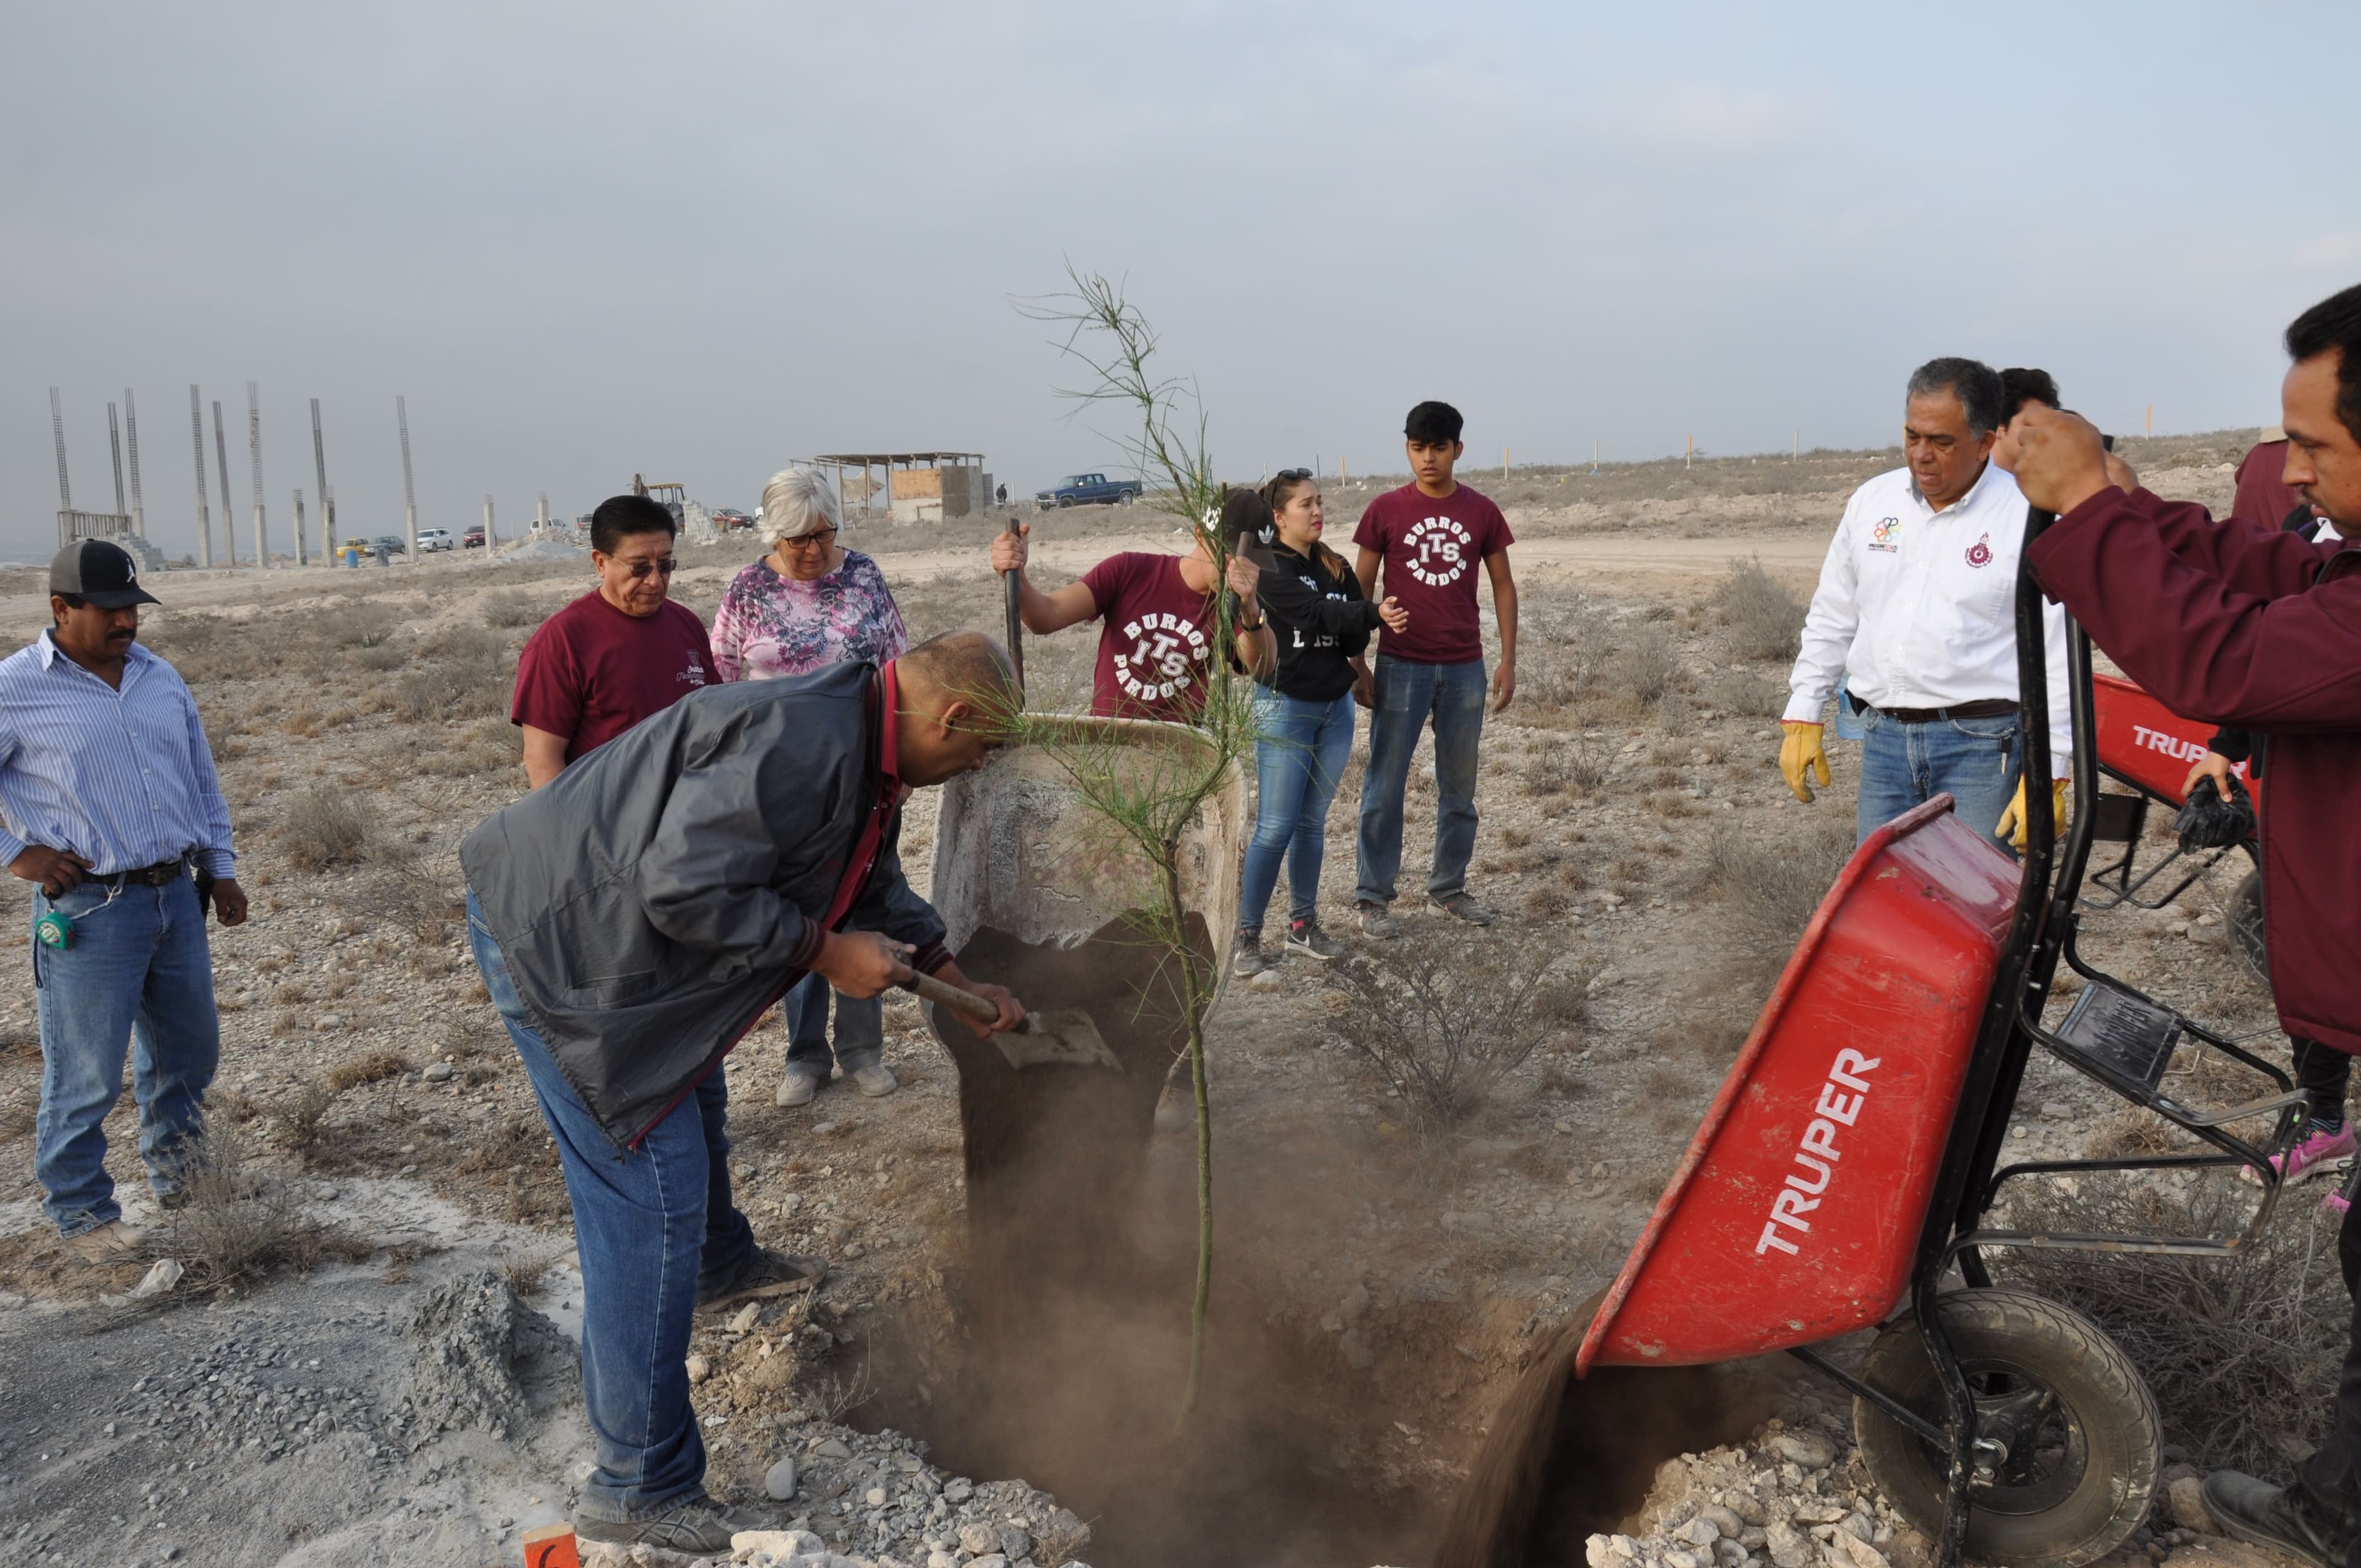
1571,509,2311,1568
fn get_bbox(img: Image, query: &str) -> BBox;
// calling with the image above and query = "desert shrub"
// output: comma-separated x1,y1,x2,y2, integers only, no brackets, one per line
1522,737,1606,798
353,642,410,673
1328,936,1595,1130
279,786,373,869
325,604,404,650
269,1082,338,1154
326,1048,412,1093
1713,556,1807,661
393,628,510,721
1605,625,1680,710
1702,667,1786,716
336,857,454,941
1993,1176,2341,1476
168,1123,333,1289
1703,817,1854,965
481,591,556,630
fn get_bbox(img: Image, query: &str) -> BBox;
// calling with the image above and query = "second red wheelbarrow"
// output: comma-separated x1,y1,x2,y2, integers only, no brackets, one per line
1568,508,2311,1568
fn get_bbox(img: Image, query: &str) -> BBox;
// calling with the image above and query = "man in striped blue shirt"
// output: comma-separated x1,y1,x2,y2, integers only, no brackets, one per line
3,541,245,1261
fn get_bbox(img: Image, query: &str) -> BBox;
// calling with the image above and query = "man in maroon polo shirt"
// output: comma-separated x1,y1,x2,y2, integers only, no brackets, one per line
512,494,714,788
2012,282,2361,1568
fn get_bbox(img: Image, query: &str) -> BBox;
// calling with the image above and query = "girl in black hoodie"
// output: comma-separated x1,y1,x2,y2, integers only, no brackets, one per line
1232,473,1407,976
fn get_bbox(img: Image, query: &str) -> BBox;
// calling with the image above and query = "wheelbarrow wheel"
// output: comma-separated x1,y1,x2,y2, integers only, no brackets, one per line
1853,1288,2159,1568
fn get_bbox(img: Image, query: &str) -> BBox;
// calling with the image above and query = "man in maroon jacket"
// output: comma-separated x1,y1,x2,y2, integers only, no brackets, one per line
2013,281,2361,1568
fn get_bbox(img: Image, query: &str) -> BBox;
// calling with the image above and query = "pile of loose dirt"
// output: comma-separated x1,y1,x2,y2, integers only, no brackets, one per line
398,1269,575,1445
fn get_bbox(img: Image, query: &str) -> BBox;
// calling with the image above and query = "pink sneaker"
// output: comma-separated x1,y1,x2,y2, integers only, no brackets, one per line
2323,1189,2350,1218
2249,1122,2357,1187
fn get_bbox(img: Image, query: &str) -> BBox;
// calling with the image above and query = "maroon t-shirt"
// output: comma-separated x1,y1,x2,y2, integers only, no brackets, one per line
1080,552,1219,722
1352,482,1514,664
2232,440,2304,531
510,592,716,762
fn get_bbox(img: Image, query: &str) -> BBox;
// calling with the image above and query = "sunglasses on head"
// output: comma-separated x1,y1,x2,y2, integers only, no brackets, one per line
620,557,678,579
1274,468,1313,481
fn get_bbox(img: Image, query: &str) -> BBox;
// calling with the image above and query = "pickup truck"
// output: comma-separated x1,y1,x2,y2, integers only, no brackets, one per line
1035,472,1142,509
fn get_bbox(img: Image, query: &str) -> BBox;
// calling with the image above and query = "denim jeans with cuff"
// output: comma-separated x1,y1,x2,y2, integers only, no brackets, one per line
33,873,219,1238
467,890,754,1522
783,973,882,1076
1853,703,2022,849
1355,655,1487,906
1240,689,1355,932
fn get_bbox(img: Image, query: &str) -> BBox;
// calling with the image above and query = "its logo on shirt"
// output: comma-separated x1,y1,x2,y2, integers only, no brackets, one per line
1115,612,1209,703
1868,517,1902,553
1965,533,1993,568
1403,516,1474,587
679,657,708,687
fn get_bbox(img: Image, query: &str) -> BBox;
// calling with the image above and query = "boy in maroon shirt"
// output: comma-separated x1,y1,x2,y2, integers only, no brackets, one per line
512,494,714,787
987,518,1271,723
1351,400,1519,935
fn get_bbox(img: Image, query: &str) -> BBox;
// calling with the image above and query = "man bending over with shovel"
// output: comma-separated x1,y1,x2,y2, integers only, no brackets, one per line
2012,282,2361,1568
459,632,1026,1556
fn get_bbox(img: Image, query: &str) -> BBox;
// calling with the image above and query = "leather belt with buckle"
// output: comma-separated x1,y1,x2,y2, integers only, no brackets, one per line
93,855,193,888
1846,692,2018,725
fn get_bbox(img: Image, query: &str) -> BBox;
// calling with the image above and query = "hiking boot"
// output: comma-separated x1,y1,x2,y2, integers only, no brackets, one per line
2201,1470,2349,1568
574,1492,774,1556
2246,1120,2358,1186
697,1246,826,1311
63,1219,144,1263
1231,931,1270,979
1427,890,1497,926
1284,919,1348,961
1356,901,1399,940
775,1065,825,1107
848,1061,898,1099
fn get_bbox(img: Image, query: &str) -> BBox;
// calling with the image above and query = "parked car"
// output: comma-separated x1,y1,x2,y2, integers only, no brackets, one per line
710,508,757,533
1035,472,1142,509
371,535,408,556
417,528,454,553
462,525,486,548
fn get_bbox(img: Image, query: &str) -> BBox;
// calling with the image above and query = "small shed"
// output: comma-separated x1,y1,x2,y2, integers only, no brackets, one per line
809,453,991,524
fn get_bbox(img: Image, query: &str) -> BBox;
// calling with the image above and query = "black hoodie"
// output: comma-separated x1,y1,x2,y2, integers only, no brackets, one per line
1254,539,1380,702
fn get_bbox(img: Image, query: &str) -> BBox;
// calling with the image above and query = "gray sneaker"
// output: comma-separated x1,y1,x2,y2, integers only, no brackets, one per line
1428,890,1498,926
1356,901,1399,940
775,1065,825,1107
1230,931,1270,978
1284,919,1348,961
574,1492,775,1555
848,1061,898,1099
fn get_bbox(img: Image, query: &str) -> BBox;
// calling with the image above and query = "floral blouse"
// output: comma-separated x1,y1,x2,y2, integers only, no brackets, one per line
709,548,911,683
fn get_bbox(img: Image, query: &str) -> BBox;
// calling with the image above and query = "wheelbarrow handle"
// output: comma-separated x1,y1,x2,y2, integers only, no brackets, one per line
900,966,1006,1028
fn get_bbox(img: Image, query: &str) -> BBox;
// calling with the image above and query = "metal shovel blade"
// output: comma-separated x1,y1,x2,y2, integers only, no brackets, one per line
993,1008,1125,1073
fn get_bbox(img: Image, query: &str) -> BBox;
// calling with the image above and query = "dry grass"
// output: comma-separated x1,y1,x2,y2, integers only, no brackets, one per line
391,628,511,723
1329,936,1594,1130
167,1122,350,1291
1605,625,1680,711
336,857,455,941
267,1082,339,1155
278,786,373,869
1521,737,1605,799
481,591,557,630
1993,1176,2343,1476
1701,816,1854,968
327,1048,411,1092
1712,555,1807,662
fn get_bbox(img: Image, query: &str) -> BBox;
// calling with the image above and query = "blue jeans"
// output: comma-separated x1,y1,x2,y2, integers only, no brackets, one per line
467,891,754,1522
784,973,882,1075
1355,655,1487,906
1854,703,2022,847
33,873,220,1237
1240,689,1356,932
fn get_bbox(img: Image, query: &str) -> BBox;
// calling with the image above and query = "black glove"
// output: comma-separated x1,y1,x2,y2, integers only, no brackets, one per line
2175,774,2256,852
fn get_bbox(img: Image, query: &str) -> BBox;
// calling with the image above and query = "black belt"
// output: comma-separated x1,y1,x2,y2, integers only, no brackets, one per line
1846,692,2017,724
92,855,192,887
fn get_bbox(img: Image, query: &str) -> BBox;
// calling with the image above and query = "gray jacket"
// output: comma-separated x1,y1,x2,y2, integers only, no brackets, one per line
459,662,949,1147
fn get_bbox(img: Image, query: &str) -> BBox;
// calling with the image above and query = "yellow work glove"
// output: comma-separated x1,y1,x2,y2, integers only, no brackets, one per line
1779,721,1831,804
1996,777,2071,852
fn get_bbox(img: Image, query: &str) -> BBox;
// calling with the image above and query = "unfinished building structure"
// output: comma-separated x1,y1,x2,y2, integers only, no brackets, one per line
807,452,991,524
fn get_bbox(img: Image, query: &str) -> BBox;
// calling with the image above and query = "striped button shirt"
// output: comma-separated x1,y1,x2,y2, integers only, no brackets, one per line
0,633,236,877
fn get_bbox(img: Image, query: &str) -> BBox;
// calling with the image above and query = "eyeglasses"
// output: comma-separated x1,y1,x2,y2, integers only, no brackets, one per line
620,557,678,579
780,529,839,553
1274,468,1313,481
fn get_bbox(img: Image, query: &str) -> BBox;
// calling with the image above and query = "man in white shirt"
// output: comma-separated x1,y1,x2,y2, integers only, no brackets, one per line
1779,357,2071,847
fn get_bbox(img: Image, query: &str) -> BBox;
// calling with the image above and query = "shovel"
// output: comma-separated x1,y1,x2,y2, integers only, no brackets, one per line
1000,513,1026,692
900,968,1124,1073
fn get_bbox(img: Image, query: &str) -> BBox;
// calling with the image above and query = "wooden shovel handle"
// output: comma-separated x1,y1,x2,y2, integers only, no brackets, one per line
901,967,1001,1026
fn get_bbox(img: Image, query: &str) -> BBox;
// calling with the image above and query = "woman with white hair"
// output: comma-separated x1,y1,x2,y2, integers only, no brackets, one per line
711,468,912,1106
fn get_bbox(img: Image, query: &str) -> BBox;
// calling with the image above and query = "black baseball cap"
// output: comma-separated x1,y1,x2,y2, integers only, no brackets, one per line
49,540,160,609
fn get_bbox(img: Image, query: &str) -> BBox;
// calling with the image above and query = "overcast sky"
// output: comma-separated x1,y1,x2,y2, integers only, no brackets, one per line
7,1,2358,560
